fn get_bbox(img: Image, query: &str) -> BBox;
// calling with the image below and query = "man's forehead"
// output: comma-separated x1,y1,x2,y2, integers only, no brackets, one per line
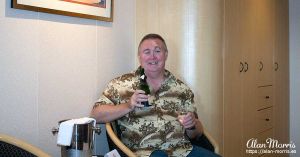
140,39,163,48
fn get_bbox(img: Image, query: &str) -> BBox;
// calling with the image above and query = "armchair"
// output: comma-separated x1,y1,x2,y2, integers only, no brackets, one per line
0,133,51,157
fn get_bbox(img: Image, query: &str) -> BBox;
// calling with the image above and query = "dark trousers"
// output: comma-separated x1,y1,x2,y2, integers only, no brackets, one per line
149,145,221,157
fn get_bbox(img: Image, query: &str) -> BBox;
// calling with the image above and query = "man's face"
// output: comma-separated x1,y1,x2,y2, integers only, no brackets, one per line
138,39,168,73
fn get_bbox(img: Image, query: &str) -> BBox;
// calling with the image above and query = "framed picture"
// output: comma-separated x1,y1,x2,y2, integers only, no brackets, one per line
12,0,113,21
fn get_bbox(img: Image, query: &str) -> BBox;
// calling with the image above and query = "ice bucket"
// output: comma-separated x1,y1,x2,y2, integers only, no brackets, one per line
52,119,101,157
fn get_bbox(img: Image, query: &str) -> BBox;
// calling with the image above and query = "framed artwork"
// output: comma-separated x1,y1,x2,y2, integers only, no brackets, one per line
12,0,113,21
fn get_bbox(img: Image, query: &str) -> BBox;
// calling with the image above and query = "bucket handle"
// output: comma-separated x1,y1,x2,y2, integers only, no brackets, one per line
90,124,101,149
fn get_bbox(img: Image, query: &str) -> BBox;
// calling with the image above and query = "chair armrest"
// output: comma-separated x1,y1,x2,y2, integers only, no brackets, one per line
189,129,219,154
203,129,219,154
105,123,137,157
0,133,51,157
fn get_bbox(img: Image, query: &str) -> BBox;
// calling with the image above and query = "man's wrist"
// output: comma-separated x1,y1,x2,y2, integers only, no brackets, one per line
125,102,134,110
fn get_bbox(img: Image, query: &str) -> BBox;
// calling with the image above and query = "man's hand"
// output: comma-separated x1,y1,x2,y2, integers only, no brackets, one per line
128,90,149,110
178,112,196,129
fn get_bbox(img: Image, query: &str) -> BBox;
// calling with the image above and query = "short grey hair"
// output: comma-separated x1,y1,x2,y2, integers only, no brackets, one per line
138,33,168,53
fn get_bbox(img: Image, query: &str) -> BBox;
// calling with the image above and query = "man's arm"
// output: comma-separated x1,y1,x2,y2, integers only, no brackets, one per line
179,112,204,139
91,103,132,123
91,90,148,123
185,117,204,139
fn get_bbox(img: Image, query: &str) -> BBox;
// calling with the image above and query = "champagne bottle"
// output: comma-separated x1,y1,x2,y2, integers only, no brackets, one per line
139,68,151,107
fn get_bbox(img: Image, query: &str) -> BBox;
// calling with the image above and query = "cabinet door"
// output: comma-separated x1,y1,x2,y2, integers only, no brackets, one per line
224,0,244,156
273,0,289,152
254,0,275,87
242,0,259,146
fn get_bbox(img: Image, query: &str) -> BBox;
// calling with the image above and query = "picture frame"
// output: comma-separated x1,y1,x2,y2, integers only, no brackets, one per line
12,0,113,22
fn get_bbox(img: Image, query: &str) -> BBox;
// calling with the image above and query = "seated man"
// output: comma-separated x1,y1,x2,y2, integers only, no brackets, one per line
91,34,219,157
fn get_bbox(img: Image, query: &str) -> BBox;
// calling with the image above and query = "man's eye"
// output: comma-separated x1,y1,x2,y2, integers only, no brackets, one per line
154,48,161,53
143,50,150,54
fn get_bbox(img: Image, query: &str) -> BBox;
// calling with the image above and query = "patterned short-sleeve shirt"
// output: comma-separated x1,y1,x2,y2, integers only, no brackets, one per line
94,67,197,157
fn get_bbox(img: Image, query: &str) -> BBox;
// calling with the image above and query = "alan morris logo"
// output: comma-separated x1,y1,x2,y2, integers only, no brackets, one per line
246,138,296,149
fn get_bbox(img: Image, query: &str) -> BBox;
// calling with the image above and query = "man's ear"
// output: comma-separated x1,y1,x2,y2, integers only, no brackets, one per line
165,51,168,60
138,52,142,64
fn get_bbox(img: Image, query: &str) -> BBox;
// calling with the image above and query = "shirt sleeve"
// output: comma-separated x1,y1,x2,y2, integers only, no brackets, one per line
93,79,120,109
184,89,197,114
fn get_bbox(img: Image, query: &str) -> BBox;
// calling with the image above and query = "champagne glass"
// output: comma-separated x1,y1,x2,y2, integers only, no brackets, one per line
177,110,188,140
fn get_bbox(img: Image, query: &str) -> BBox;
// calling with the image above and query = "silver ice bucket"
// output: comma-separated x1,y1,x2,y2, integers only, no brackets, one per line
52,119,101,157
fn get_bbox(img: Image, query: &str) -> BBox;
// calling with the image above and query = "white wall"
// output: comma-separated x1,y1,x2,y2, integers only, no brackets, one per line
0,0,135,156
289,0,300,156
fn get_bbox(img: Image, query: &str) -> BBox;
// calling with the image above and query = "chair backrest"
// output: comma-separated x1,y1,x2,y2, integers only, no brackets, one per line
105,122,136,157
105,122,219,156
0,134,51,157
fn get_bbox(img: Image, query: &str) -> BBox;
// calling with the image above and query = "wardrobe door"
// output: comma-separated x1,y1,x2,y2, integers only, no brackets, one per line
224,0,244,156
273,1,289,157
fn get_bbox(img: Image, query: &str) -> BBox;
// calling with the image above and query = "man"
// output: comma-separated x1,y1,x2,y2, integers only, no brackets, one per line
91,34,219,157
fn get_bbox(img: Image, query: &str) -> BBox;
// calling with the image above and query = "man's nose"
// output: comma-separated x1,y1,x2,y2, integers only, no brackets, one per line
150,51,157,59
